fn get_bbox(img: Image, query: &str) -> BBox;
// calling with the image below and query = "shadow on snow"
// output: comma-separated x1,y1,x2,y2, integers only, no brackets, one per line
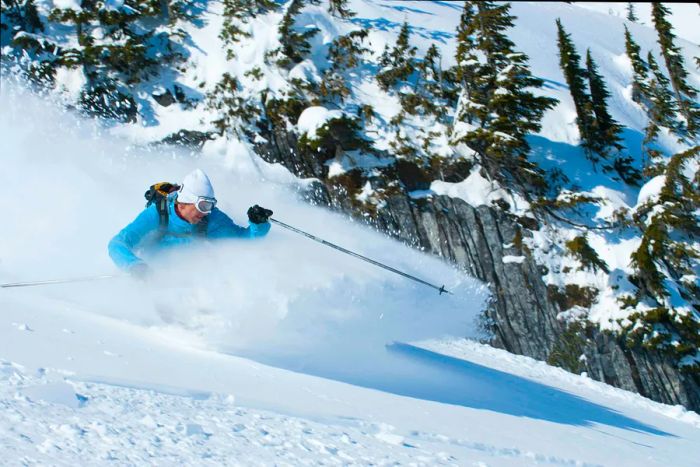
385,343,672,437
245,341,673,438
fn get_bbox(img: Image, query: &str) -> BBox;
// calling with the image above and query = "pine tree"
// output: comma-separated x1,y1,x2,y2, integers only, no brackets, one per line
624,26,651,106
451,2,557,193
220,0,278,57
220,0,252,55
1,0,54,86
624,25,684,161
393,44,443,118
1,0,43,33
626,2,638,22
452,1,479,125
583,49,639,185
277,0,319,68
585,49,624,153
556,19,598,160
328,0,354,18
37,1,205,121
412,44,451,117
646,52,684,140
628,146,700,360
319,29,368,103
652,2,700,137
376,21,417,92
207,73,261,137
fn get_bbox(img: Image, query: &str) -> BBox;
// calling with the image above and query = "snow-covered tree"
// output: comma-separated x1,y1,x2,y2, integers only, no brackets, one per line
328,0,354,18
451,2,557,194
1,0,43,34
5,0,205,122
628,146,700,368
207,73,261,137
624,26,651,107
624,25,684,161
376,21,417,92
651,2,700,137
319,29,369,104
585,49,624,154
277,0,320,68
220,0,279,58
408,44,451,118
556,19,598,160
645,52,685,144
452,1,479,125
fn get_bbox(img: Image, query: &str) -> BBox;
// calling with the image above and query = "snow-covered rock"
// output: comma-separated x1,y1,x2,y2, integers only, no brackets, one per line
297,106,344,139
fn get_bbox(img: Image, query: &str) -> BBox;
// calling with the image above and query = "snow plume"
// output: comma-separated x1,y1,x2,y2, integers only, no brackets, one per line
0,81,488,364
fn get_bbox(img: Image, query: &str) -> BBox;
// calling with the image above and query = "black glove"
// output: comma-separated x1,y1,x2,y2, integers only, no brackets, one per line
247,205,273,224
129,262,152,281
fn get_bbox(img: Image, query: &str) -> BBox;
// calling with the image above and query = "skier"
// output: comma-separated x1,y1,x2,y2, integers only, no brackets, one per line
108,169,272,279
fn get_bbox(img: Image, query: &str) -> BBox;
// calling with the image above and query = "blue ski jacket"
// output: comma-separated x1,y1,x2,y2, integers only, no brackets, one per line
108,195,270,271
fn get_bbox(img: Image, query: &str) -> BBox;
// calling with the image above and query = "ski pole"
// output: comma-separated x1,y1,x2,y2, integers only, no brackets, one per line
1,274,122,289
269,218,451,295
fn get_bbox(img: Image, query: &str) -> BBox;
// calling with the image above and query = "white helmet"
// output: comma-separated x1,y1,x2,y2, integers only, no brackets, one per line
178,169,215,204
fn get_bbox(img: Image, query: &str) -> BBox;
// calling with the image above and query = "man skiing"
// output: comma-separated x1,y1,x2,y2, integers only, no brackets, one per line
108,168,272,278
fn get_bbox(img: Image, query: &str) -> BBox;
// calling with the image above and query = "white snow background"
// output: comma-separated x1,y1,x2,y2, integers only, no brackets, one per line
2,1,700,465
0,81,485,358
2,78,700,467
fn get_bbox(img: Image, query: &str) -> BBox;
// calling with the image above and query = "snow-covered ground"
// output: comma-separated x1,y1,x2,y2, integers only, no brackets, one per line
3,2,700,464
2,74,700,466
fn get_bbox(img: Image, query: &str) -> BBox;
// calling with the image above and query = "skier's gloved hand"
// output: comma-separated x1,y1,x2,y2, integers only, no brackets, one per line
247,205,273,224
129,262,152,282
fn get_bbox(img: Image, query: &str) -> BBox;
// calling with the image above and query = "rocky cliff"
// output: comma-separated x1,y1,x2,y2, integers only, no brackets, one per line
255,124,700,412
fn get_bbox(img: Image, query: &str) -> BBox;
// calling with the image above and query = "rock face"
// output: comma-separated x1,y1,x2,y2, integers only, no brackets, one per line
585,332,700,410
255,124,700,412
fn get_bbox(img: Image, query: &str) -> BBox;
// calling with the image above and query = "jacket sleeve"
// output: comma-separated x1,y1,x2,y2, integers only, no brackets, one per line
108,206,160,271
206,209,271,239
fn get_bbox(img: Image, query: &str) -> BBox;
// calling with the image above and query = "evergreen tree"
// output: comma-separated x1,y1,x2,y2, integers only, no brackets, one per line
411,44,451,117
585,49,624,153
556,19,598,159
32,1,206,121
1,0,53,85
451,2,557,193
376,21,417,92
1,0,43,33
319,29,369,103
10,0,44,32
220,0,278,57
624,26,651,106
583,50,639,184
624,25,684,162
207,73,261,137
626,2,638,22
646,52,684,140
390,43,453,120
277,0,319,68
628,146,700,359
652,2,700,137
452,1,479,125
328,0,354,18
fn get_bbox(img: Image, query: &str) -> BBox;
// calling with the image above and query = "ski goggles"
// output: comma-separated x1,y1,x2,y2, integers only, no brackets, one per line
194,196,217,214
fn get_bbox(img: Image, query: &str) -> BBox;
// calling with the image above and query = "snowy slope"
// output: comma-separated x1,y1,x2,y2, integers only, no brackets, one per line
2,69,700,466
576,3,700,44
3,2,700,464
